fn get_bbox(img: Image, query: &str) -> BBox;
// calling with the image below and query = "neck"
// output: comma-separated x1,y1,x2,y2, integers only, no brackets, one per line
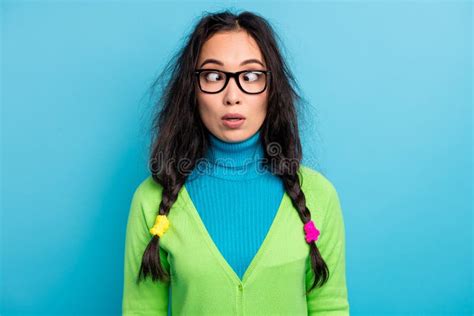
185,129,267,181
207,130,264,169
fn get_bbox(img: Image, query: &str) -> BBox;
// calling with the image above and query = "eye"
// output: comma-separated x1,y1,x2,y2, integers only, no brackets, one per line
203,71,224,82
243,71,263,82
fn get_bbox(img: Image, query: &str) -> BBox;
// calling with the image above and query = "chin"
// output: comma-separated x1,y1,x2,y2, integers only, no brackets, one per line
221,130,253,142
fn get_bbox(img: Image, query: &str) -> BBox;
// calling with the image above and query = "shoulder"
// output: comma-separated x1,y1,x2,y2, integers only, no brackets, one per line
298,164,340,220
298,164,338,199
134,175,163,195
130,175,164,214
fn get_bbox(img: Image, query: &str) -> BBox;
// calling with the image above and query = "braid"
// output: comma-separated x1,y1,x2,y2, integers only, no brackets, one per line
137,176,185,284
281,170,329,295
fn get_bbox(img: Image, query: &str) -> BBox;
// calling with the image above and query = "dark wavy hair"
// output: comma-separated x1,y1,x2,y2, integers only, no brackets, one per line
137,9,329,295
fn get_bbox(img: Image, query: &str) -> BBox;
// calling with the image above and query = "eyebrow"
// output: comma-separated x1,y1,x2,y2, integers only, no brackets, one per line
199,58,265,68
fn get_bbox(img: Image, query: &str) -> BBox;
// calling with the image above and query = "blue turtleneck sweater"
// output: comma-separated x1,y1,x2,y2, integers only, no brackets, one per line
184,129,285,280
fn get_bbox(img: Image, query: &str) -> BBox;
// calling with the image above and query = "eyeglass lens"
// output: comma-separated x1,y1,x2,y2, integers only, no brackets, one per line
198,70,267,93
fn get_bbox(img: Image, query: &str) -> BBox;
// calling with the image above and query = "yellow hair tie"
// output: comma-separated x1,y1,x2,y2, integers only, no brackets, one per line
149,215,170,237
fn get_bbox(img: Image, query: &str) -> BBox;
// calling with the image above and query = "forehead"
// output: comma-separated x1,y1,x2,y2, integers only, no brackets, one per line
198,30,265,67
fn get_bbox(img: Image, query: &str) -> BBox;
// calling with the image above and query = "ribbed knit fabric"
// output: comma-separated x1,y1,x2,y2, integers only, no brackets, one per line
184,129,285,280
122,163,351,315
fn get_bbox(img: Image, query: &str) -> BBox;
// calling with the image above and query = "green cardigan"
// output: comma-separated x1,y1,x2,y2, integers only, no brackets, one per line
122,165,350,315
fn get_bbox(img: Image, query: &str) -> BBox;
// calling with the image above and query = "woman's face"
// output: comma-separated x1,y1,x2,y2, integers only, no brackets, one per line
195,30,269,143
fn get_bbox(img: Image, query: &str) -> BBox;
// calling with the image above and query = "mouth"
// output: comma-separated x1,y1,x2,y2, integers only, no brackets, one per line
222,118,245,121
222,113,246,121
221,114,246,128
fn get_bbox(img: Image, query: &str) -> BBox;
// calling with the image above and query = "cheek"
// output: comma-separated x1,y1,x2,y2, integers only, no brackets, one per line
196,95,218,121
255,96,268,118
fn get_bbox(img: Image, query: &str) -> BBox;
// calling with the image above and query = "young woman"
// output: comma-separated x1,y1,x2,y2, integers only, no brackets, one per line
122,10,349,315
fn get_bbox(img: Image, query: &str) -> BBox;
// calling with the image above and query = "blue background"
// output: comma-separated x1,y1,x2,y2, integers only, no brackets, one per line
1,1,471,315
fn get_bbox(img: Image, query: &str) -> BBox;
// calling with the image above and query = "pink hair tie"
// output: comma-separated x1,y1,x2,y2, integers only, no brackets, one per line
304,220,320,243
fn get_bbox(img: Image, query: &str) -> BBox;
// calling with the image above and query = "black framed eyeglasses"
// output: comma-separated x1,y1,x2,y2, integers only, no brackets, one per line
194,68,271,94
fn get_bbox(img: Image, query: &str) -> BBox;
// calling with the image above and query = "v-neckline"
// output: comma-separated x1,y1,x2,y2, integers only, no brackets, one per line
179,184,289,286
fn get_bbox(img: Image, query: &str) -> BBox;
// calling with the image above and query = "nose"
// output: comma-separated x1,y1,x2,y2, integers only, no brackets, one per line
224,76,241,105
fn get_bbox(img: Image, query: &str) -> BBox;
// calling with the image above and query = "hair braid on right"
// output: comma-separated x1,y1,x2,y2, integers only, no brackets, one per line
280,169,329,295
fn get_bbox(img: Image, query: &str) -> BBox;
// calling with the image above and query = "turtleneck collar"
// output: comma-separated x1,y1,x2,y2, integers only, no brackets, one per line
207,129,264,168
187,129,268,181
